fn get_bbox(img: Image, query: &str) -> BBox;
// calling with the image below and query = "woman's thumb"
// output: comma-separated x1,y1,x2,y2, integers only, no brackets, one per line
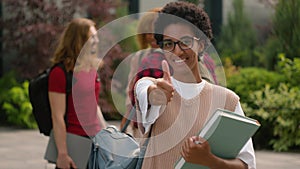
162,60,171,82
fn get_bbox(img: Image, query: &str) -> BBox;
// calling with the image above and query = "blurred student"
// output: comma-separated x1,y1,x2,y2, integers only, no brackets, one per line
49,18,106,169
120,7,163,136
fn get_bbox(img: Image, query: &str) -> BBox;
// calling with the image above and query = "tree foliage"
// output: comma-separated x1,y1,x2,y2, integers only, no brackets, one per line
1,0,129,117
1,0,122,79
273,0,300,59
216,0,257,67
255,0,300,70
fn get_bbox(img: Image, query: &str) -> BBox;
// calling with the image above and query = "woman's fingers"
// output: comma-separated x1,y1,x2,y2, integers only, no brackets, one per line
148,78,174,105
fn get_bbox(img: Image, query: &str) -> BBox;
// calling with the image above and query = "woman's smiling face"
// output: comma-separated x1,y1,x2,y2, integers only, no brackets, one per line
162,23,203,82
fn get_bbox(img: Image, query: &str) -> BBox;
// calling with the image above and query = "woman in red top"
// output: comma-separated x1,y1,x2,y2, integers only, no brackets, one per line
48,18,106,169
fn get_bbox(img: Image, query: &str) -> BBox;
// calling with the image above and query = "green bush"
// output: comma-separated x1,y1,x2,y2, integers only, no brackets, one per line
0,72,18,124
277,54,300,87
0,72,18,103
229,56,300,151
249,84,300,151
227,67,284,102
2,81,36,129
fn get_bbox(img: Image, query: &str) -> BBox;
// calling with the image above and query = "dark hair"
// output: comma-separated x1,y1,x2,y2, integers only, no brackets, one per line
154,1,213,44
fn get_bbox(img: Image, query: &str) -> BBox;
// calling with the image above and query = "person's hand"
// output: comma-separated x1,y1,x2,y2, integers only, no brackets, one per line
56,153,77,169
181,136,214,166
148,60,174,105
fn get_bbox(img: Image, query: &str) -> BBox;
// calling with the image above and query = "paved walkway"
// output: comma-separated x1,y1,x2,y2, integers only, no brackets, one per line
1,121,300,169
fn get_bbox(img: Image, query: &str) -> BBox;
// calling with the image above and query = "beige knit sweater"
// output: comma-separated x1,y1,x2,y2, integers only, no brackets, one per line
138,81,239,169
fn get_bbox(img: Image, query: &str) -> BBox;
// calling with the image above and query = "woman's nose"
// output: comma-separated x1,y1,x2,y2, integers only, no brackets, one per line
172,43,184,55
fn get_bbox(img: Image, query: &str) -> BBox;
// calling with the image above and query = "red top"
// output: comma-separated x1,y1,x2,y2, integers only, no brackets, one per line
49,66,101,136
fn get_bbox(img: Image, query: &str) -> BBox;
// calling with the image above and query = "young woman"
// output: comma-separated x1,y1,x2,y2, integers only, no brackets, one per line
135,2,256,169
49,18,106,169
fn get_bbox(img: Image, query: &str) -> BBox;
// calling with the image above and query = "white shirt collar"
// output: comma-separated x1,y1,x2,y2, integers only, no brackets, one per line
171,77,206,100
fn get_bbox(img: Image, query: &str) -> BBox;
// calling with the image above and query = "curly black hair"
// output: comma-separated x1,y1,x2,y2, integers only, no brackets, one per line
154,1,213,44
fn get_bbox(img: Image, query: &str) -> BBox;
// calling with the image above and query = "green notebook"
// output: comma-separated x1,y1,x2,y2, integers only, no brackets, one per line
174,108,260,169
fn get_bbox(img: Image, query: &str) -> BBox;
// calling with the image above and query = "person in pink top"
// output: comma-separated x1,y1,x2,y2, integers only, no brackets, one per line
48,18,106,169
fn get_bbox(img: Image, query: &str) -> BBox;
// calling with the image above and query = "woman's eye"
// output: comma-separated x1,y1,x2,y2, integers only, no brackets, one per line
163,41,173,48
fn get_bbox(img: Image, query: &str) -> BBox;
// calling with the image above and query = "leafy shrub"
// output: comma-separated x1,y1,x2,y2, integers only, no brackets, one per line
277,54,300,87
2,81,36,129
0,72,18,124
227,67,284,102
230,56,300,151
249,84,300,151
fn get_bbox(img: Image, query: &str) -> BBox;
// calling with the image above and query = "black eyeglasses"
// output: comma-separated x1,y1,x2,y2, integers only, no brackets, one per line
158,36,200,52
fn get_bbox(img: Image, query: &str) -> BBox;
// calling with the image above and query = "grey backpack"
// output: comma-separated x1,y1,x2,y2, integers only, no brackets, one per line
89,108,150,169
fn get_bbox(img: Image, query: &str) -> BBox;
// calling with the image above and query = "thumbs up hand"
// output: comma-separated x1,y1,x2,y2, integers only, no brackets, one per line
162,60,172,83
148,60,175,105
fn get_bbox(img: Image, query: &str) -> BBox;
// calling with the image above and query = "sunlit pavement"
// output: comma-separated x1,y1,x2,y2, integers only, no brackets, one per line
1,121,299,169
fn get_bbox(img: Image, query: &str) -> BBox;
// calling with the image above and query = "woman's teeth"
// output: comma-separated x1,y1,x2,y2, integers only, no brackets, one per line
174,58,186,63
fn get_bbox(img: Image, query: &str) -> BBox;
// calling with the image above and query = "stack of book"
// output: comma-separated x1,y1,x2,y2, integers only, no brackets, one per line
175,108,260,169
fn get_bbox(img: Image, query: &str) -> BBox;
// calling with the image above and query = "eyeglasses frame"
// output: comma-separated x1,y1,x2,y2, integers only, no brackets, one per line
158,36,200,52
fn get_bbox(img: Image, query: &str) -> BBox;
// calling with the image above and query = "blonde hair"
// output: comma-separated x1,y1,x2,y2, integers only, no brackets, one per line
136,7,162,49
51,18,95,71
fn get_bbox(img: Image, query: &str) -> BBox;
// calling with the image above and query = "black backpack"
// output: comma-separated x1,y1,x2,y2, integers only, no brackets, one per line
28,63,72,136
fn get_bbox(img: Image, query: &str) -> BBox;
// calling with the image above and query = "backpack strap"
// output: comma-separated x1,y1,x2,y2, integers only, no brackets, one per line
120,106,136,133
53,62,73,126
